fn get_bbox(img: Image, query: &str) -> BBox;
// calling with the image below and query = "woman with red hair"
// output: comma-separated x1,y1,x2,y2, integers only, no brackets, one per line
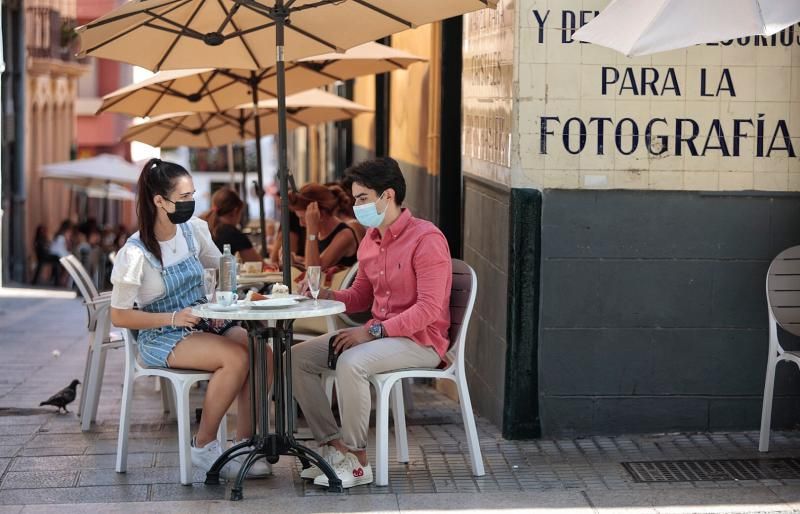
289,183,359,270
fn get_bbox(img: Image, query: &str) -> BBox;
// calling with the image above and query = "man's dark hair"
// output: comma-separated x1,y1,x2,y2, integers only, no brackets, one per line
344,157,406,205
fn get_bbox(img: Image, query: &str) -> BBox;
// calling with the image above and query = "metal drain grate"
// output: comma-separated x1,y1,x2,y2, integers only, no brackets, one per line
622,458,800,483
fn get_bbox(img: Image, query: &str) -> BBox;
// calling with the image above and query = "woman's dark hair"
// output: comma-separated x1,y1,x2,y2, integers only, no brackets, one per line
207,187,244,238
288,183,351,216
344,157,406,205
136,158,190,264
55,219,72,236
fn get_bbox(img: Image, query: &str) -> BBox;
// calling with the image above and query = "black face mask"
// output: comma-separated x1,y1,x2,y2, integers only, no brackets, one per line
164,199,195,224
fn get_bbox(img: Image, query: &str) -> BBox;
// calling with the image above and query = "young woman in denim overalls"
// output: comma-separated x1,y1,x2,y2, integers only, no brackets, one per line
109,159,270,476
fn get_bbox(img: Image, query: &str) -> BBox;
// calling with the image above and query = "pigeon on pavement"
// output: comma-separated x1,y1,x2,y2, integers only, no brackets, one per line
39,379,80,413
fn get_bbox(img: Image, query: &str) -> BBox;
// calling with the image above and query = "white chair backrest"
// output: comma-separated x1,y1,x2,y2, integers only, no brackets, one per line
447,259,477,370
766,245,800,353
62,254,101,300
338,262,358,290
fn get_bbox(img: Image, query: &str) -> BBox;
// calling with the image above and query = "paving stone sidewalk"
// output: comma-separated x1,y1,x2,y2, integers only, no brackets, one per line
3,290,800,513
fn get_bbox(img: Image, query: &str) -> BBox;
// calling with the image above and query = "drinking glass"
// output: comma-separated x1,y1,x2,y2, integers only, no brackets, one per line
203,268,217,303
307,266,322,306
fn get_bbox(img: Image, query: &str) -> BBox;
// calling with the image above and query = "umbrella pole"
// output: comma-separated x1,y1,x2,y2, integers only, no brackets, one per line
250,75,269,259
275,8,293,290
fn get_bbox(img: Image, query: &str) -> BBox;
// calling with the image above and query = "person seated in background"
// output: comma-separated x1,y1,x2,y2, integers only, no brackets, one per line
269,197,305,267
32,224,61,285
289,183,359,270
325,182,366,245
50,219,74,259
206,187,262,263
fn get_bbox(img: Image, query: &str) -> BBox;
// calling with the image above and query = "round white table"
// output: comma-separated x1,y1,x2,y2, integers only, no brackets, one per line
192,299,345,499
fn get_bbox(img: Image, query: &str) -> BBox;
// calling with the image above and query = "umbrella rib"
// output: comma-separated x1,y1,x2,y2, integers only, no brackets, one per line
350,0,413,28
203,118,214,148
99,87,142,113
155,0,205,71
385,58,409,70
217,0,263,69
215,0,240,34
145,10,205,39
296,62,342,83
83,0,192,55
83,0,181,28
219,110,256,140
157,114,191,148
144,79,178,117
200,71,226,112
284,23,340,52
289,0,353,13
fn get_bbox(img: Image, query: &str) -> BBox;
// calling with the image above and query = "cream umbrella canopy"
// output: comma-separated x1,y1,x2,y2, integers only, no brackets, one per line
96,42,426,118
121,89,372,148
76,1,494,71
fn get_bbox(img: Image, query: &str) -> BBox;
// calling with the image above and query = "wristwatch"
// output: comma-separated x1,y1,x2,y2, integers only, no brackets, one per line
368,322,384,339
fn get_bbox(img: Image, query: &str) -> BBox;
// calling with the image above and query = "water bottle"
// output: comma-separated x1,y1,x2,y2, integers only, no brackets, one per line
219,244,237,294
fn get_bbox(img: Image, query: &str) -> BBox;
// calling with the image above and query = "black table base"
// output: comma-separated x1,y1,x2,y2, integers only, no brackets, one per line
204,321,343,500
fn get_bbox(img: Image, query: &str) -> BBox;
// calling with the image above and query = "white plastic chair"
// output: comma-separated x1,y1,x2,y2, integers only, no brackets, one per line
116,328,227,485
60,255,124,430
323,259,484,485
759,245,800,451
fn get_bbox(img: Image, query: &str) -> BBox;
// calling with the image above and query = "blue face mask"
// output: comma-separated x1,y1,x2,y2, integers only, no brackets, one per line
353,192,387,228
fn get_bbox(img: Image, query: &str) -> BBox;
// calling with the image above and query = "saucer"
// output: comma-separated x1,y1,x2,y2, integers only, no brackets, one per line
205,303,241,312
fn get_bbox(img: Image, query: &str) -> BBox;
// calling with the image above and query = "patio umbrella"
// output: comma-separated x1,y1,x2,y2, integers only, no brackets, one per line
40,153,139,188
41,154,139,225
95,42,425,258
120,89,372,148
77,0,497,289
96,42,425,118
572,0,800,56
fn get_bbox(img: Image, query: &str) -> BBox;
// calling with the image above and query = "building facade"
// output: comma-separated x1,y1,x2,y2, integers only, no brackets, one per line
462,0,800,438
1,0,87,283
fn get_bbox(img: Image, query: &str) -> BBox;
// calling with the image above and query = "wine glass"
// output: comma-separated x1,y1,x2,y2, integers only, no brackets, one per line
306,266,321,306
203,268,217,303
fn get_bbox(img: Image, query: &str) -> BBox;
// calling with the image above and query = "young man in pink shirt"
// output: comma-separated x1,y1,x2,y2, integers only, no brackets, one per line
292,157,452,488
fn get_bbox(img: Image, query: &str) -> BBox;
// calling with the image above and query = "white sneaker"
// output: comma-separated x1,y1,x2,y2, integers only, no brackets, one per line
191,438,223,475
229,439,272,478
313,452,373,488
299,446,344,480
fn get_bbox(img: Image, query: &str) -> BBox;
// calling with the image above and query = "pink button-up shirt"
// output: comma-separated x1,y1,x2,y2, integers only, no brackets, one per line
333,209,452,358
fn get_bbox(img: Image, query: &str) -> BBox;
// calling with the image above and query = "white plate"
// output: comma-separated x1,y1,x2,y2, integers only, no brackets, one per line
249,298,298,309
205,303,241,312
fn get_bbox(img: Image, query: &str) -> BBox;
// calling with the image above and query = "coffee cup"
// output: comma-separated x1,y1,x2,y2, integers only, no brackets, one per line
216,291,238,306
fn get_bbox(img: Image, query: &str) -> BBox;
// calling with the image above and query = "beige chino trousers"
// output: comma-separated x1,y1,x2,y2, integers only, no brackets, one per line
292,332,440,451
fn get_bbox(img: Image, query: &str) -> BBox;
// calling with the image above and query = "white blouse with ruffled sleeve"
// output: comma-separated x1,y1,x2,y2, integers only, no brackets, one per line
110,217,221,310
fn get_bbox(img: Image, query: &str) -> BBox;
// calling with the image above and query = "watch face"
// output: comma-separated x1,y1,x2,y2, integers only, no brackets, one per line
369,324,381,337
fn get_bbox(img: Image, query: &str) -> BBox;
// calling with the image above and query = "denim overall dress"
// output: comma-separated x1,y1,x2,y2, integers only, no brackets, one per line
128,223,206,367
